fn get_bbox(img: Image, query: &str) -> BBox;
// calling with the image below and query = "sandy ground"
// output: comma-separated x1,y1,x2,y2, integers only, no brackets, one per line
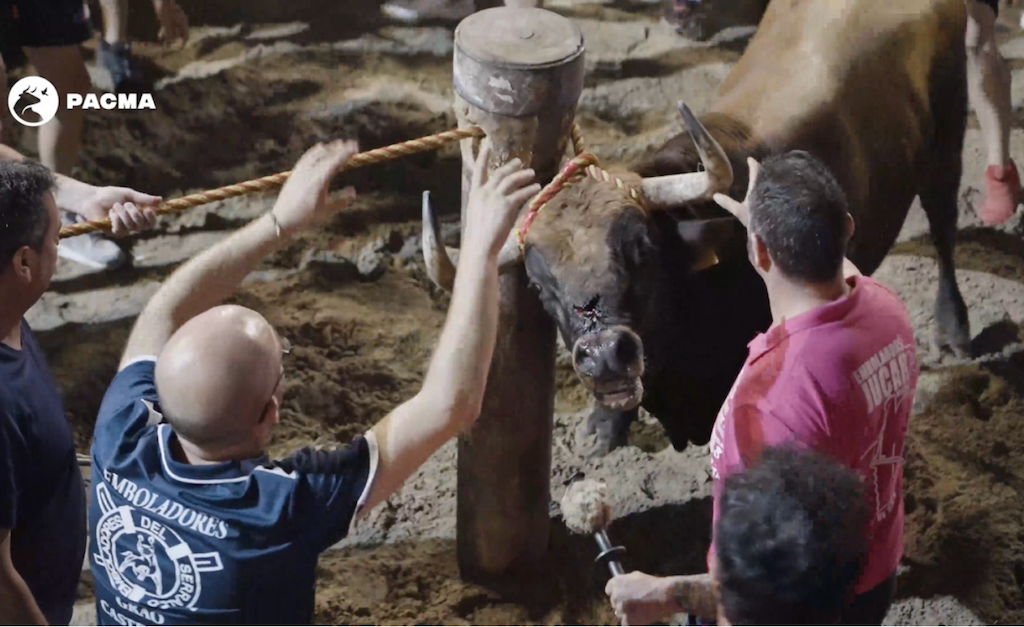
16,0,1024,624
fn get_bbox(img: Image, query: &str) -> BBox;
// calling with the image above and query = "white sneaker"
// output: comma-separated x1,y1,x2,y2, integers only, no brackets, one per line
381,0,475,23
57,212,128,270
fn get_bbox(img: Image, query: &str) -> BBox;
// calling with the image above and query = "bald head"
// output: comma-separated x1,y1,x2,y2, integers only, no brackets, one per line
155,305,283,454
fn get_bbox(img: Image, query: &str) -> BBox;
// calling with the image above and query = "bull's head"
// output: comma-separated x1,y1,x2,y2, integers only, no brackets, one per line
422,102,737,411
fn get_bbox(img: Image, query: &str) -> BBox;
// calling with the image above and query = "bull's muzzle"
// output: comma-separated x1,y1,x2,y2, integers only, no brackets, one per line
573,326,645,411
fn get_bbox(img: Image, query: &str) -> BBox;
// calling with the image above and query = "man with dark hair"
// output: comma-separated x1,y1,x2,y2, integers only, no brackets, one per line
608,445,870,626
606,150,917,625
0,158,158,625
715,446,871,625
745,151,849,284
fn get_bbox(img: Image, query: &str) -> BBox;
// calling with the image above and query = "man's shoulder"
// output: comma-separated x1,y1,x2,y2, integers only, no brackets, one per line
93,358,162,462
857,277,913,317
272,437,371,479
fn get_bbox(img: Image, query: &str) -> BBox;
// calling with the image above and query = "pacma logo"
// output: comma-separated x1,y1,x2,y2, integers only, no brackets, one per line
7,76,155,127
66,92,156,111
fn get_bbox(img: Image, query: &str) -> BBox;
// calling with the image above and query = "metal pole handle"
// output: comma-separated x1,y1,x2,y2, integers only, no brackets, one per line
594,529,627,577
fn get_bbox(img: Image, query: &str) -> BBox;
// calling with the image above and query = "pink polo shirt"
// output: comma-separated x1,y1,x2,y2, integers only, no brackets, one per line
707,276,917,595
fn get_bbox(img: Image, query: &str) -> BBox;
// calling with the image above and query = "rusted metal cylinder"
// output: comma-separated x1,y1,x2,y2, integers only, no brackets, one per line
452,6,584,581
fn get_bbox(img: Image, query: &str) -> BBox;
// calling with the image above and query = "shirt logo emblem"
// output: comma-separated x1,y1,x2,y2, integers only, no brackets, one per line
93,483,224,613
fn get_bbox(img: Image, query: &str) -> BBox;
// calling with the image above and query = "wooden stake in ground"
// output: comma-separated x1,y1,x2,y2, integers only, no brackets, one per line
452,6,584,582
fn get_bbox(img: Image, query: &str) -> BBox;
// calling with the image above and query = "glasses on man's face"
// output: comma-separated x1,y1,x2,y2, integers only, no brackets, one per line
264,332,292,416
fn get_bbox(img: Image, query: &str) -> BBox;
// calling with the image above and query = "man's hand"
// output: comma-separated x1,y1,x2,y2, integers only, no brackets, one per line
76,186,161,236
605,572,677,626
460,141,540,262
271,140,359,238
56,178,162,236
153,0,189,44
712,156,760,228
357,142,538,516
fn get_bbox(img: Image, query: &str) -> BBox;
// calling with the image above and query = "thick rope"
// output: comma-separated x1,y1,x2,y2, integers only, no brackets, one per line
517,153,601,248
59,127,486,239
517,124,644,249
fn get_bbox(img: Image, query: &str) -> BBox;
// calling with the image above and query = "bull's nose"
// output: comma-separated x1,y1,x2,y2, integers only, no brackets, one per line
572,327,644,383
608,330,640,370
574,342,600,379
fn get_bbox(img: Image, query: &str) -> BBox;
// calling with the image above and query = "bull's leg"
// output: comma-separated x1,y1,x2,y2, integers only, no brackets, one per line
580,405,638,457
919,163,971,358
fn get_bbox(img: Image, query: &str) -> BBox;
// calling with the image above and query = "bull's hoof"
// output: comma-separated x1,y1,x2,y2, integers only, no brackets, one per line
933,292,971,360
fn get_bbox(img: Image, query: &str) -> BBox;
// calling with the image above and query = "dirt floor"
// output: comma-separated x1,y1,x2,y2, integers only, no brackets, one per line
15,0,1024,624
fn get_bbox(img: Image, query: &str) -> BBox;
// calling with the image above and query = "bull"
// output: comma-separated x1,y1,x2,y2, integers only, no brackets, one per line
423,0,970,456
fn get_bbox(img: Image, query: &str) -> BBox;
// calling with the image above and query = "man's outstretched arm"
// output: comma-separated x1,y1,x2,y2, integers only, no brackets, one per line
119,140,359,369
0,142,160,235
606,571,718,626
357,143,540,514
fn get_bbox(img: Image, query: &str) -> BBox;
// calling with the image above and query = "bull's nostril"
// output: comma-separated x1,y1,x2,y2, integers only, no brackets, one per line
611,333,640,368
574,344,587,364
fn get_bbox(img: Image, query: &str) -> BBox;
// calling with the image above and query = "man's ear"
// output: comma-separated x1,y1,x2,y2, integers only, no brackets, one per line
8,246,34,284
259,395,280,427
750,231,773,273
676,217,742,272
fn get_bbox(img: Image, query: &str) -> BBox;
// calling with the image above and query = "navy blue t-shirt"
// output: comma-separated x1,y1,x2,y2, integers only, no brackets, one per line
89,358,377,626
0,320,87,626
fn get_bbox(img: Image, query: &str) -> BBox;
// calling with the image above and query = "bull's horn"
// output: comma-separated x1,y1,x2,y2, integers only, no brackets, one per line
641,102,734,208
421,191,525,292
422,191,457,291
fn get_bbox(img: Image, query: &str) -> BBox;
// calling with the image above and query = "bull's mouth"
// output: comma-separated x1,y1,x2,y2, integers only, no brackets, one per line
592,377,644,411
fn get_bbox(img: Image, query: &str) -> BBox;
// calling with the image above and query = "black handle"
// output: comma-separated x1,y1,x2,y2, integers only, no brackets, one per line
594,529,627,577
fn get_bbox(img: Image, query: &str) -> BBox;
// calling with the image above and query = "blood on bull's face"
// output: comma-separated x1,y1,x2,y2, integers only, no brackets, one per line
520,180,655,410
421,103,737,411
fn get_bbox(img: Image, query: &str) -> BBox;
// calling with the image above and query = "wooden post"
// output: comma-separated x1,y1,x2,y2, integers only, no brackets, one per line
452,7,584,582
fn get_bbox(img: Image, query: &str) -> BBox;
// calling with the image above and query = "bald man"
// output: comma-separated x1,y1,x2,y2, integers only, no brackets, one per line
87,140,540,625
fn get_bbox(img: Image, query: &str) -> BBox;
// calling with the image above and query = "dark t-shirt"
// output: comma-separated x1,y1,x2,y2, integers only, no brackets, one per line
0,320,87,625
89,358,377,625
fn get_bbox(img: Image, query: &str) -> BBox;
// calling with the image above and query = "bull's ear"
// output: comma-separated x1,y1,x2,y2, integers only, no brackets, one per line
676,217,742,272
611,208,654,270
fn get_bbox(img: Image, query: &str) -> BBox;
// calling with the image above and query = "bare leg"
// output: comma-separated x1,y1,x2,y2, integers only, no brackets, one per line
23,45,89,175
965,0,1021,225
26,45,128,269
98,0,130,45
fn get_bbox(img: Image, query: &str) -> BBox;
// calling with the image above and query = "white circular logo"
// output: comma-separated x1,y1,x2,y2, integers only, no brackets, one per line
8,77,59,127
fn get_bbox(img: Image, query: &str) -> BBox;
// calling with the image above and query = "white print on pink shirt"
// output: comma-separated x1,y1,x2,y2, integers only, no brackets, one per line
709,364,747,481
854,336,914,412
855,336,916,523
